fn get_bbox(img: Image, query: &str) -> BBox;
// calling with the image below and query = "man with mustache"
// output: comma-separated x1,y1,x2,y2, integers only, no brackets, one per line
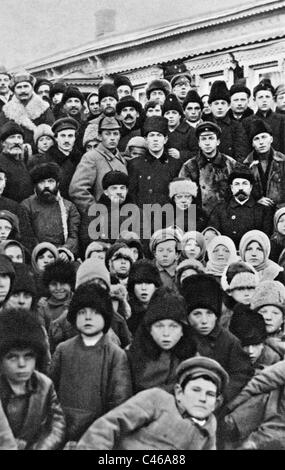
208,167,272,248
0,70,54,148
21,162,80,260
116,95,143,152
0,65,12,112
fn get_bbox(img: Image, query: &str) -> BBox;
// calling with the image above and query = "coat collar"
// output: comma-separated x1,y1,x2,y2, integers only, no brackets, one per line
145,149,169,163
245,148,285,165
95,142,125,163
2,93,50,132
229,195,256,208
197,150,226,168
255,109,273,118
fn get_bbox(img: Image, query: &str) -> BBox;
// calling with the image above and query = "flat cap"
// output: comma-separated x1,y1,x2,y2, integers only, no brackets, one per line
149,227,182,253
195,121,221,139
176,357,229,395
51,117,79,135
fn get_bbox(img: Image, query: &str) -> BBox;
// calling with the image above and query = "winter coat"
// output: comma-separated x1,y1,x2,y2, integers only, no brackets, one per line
0,371,65,450
50,334,132,441
253,343,282,372
243,109,285,155
179,151,237,216
243,148,285,207
128,150,181,208
0,94,54,148
166,120,199,163
205,113,250,162
127,295,149,335
77,387,217,450
221,360,285,449
21,194,80,256
37,294,72,333
0,152,33,203
0,399,17,449
227,107,254,122
69,143,127,213
189,324,254,402
208,196,273,247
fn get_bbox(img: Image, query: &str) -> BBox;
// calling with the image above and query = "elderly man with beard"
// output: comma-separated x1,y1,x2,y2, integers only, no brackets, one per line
208,166,273,247
21,162,80,259
0,70,54,148
116,95,143,152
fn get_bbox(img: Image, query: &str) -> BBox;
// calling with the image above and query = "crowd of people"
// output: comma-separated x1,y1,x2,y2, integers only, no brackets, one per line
0,64,285,450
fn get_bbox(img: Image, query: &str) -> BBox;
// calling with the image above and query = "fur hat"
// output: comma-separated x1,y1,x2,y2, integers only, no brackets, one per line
51,117,79,135
33,124,54,145
128,259,161,295
50,81,66,99
149,227,182,253
195,121,221,139
143,116,168,137
230,84,251,98
144,99,163,113
0,254,15,291
228,166,255,185
0,210,19,235
249,119,272,141
98,84,118,103
30,162,60,185
67,283,113,332
182,273,223,317
145,79,171,100
221,261,257,291
229,304,267,346
208,80,230,104
75,259,110,290
0,309,46,368
98,116,121,133
116,95,143,115
162,93,184,117
9,263,36,298
42,259,76,289
126,136,147,151
143,286,187,327
183,90,203,109
85,241,109,260
61,86,85,105
176,258,205,287
10,70,36,90
169,177,198,199
105,243,134,271
0,121,24,142
250,280,285,313
113,74,133,91
102,170,129,190
120,237,144,260
253,78,275,97
34,78,52,94
170,73,192,88
82,125,99,148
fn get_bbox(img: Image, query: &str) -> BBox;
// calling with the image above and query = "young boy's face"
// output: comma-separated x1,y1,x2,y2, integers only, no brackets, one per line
0,219,12,241
188,308,217,336
150,319,183,350
210,99,229,118
258,305,283,335
184,239,201,259
155,240,178,268
277,214,285,236
5,244,24,263
76,307,105,337
1,348,36,385
230,286,255,305
175,377,217,420
211,244,230,265
134,282,156,304
111,257,131,276
0,274,11,302
243,343,264,364
7,291,33,310
49,281,71,301
128,146,146,159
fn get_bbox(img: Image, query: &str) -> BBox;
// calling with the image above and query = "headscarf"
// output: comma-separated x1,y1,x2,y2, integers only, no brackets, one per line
239,230,283,281
206,235,238,277
181,231,206,262
31,242,59,275
0,240,26,263
271,207,285,247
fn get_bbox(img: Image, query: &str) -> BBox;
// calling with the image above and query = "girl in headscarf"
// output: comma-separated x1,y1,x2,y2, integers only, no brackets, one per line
270,207,285,263
181,231,206,264
0,239,26,264
31,242,59,297
239,230,284,284
202,226,221,247
206,235,238,282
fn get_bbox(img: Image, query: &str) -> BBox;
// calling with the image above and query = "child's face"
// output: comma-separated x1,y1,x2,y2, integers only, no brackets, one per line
49,281,71,301
111,257,131,276
129,146,146,159
184,239,201,259
277,214,285,236
76,307,105,337
36,249,56,271
89,250,106,262
155,240,178,268
0,219,12,241
1,348,36,385
188,308,217,336
7,291,33,310
258,305,283,335
244,242,264,267
5,245,24,263
130,247,139,262
203,230,218,246
175,377,217,420
150,319,183,350
230,286,255,305
174,193,192,211
211,244,230,264
0,274,11,302
37,135,54,154
243,343,264,364
134,282,156,304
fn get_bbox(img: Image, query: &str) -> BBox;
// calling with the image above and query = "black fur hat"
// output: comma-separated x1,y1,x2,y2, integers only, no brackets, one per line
182,274,223,318
208,80,230,104
162,93,184,117
113,74,133,91
67,283,113,332
128,259,161,295
253,78,275,97
249,119,272,141
144,286,188,327
229,305,267,346
61,86,85,105
0,309,46,369
42,259,76,289
228,165,255,185
183,90,203,109
30,162,61,185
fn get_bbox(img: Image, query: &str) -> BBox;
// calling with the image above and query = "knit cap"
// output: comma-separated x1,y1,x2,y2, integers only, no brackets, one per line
176,258,205,287
229,305,267,347
221,261,258,292
9,263,36,298
126,136,147,151
149,227,182,253
143,286,187,327
169,178,198,199
75,259,111,290
250,280,285,313
82,125,100,148
128,259,161,295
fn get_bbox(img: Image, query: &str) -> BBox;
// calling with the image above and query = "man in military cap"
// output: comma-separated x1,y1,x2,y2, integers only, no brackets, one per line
69,116,127,213
0,65,12,112
170,72,192,105
179,121,237,216
76,356,228,450
116,95,143,152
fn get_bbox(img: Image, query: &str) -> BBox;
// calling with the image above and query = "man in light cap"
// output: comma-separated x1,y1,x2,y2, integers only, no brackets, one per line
0,69,54,147
69,116,127,213
0,65,12,112
228,83,253,122
76,356,228,450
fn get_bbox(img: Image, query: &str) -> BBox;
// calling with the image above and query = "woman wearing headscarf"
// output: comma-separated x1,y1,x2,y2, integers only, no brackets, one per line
270,207,285,263
205,235,238,283
31,242,59,297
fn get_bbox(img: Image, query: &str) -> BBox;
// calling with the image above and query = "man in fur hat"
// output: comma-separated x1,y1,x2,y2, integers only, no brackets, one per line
228,84,253,122
0,65,12,112
116,95,143,152
34,78,52,104
0,70,54,148
183,89,203,128
113,74,133,100
21,162,80,259
145,78,171,105
208,166,273,247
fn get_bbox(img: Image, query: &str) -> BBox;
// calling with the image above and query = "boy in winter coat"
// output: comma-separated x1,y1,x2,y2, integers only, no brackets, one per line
0,309,66,450
76,356,228,450
49,283,132,443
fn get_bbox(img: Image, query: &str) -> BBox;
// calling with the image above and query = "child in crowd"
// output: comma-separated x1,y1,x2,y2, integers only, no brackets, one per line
182,273,253,402
270,207,285,263
0,309,66,450
149,228,181,291
175,258,205,292
84,240,109,262
202,226,221,247
50,283,132,443
124,136,147,161
127,287,196,394
0,254,15,311
105,243,134,287
118,234,145,262
31,242,59,297
205,235,238,282
28,124,55,169
5,263,37,312
0,210,20,243
1,240,26,264
181,231,206,263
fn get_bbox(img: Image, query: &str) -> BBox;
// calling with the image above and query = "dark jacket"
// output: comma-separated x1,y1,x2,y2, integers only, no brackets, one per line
227,107,254,122
243,109,285,155
208,195,273,247
0,153,33,203
166,120,199,163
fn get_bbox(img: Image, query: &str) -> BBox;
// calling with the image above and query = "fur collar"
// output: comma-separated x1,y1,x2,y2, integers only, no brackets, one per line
2,93,49,132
